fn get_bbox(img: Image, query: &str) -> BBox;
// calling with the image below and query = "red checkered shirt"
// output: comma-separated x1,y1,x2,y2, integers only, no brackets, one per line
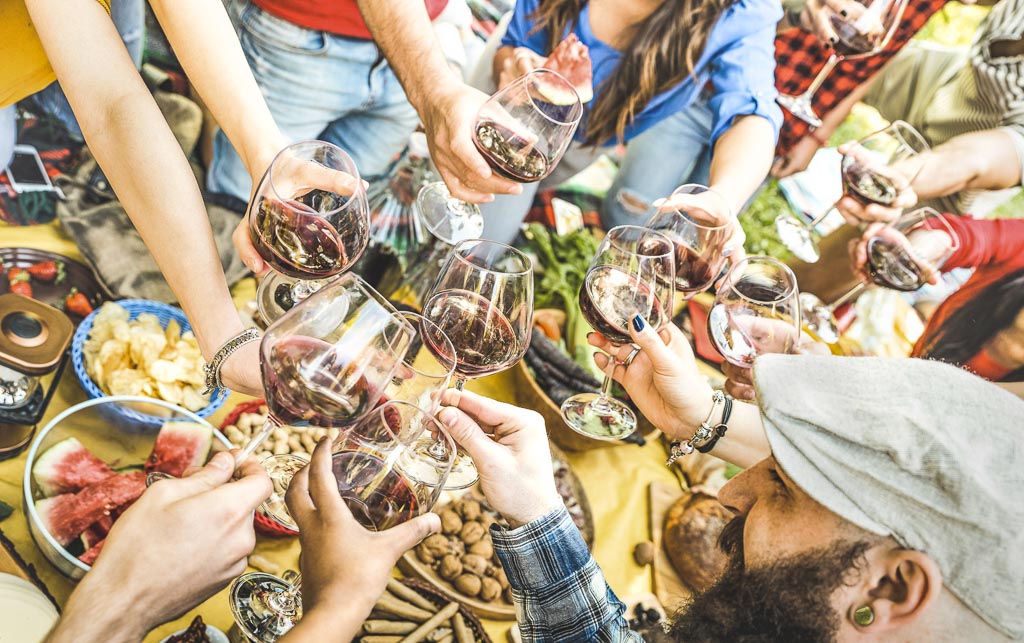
775,0,947,155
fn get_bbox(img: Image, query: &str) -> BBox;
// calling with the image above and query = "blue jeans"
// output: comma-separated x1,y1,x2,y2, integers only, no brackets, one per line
207,0,419,201
599,99,713,229
31,0,145,140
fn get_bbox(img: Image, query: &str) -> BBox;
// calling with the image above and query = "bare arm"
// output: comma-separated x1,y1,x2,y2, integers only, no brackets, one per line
914,129,1023,199
772,81,867,178
27,0,262,395
356,0,521,202
708,114,776,216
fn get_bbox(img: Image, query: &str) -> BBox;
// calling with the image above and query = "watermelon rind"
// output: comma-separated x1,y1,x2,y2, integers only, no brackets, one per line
32,437,116,497
36,471,146,546
145,421,213,477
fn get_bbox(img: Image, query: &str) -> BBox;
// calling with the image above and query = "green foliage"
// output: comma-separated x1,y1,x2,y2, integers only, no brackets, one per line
914,3,988,46
740,181,794,259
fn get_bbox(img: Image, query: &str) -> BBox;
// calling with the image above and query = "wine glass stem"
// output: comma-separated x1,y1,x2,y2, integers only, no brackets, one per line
290,279,320,303
235,417,280,467
801,55,840,102
282,570,302,594
828,279,869,311
806,199,841,230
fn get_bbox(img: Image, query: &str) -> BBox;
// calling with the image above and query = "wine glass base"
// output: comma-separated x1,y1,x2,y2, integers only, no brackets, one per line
798,292,840,345
257,272,332,326
405,436,478,490
560,393,637,441
774,214,821,263
776,94,823,128
229,572,302,643
259,453,310,532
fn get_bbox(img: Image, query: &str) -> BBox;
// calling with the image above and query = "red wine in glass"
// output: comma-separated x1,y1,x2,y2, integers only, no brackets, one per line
830,16,878,56
422,288,521,379
707,278,800,367
578,265,668,346
251,196,346,280
473,120,549,183
842,161,899,206
261,336,374,428
866,238,927,291
665,239,716,295
332,451,421,532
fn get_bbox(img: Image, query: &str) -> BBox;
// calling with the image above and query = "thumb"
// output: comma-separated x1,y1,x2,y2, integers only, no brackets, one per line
174,451,235,494
438,406,501,463
382,513,441,558
628,315,680,371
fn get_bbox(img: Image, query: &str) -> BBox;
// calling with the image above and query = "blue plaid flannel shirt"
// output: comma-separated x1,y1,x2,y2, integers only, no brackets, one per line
491,506,645,642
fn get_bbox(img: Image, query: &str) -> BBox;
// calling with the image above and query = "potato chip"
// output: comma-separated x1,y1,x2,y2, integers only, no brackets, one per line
156,380,184,405
106,368,147,396
165,319,182,345
181,386,209,412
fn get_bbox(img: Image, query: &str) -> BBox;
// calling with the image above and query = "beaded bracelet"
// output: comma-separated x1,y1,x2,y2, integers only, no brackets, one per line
666,390,726,466
697,394,733,454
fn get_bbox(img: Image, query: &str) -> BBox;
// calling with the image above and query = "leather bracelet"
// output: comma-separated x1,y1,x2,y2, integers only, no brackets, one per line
696,394,733,454
666,390,725,466
202,327,262,394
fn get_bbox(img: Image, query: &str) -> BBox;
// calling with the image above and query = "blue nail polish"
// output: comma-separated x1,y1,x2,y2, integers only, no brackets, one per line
632,315,645,332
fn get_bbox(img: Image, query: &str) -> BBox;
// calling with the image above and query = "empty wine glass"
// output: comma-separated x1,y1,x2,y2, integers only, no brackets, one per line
707,256,802,367
645,184,732,299
250,140,370,324
473,69,583,183
800,207,959,343
775,121,929,263
229,401,454,642
561,226,675,440
777,0,909,127
421,240,534,487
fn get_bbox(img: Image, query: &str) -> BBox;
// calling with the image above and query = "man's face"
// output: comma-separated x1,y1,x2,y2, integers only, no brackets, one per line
668,457,875,642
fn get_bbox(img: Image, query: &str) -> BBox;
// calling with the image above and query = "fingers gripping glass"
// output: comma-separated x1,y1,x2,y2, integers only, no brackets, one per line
774,121,929,263
800,207,959,343
707,256,802,367
560,226,675,441
249,140,371,325
777,0,909,127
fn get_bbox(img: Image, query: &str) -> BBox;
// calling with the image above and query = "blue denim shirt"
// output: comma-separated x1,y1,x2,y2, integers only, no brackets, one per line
491,506,644,642
501,0,783,147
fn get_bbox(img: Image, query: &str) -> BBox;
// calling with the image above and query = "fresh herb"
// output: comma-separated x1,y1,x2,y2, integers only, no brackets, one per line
0,500,13,521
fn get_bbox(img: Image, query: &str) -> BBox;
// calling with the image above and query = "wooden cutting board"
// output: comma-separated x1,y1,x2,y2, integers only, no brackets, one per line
648,481,691,611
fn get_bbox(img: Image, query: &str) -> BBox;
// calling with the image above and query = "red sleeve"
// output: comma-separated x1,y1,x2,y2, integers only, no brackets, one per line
932,214,1024,273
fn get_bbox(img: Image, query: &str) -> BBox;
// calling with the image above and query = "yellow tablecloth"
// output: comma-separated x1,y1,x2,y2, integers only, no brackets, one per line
0,220,683,642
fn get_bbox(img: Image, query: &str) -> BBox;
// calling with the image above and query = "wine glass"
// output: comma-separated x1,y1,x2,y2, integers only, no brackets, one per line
777,0,909,127
421,239,534,486
249,140,370,324
473,69,583,183
800,207,959,343
645,184,732,298
229,400,455,643
775,121,930,263
560,226,675,440
707,256,802,367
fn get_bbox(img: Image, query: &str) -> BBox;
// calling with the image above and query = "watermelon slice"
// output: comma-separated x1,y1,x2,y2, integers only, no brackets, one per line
79,538,106,566
544,34,593,104
32,437,116,497
144,421,213,478
36,471,146,546
81,515,114,550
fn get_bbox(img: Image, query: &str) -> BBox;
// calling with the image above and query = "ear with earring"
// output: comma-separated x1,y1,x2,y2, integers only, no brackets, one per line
853,605,875,627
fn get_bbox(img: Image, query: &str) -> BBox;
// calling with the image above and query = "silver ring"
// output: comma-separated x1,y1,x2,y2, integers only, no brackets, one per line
621,346,642,367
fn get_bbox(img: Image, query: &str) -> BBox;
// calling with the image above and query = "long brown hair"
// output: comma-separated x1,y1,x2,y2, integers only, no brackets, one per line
531,0,735,145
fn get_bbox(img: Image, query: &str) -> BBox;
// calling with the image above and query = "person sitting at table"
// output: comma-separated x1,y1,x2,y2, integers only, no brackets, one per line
467,0,782,243
44,452,273,642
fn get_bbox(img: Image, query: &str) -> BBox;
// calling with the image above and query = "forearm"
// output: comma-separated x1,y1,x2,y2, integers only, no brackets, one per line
357,0,463,113
48,573,151,642
278,604,371,643
709,115,775,215
913,130,1024,200
148,0,283,175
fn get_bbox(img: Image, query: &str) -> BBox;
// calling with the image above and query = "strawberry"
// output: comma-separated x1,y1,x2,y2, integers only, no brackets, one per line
64,289,93,316
28,260,64,283
8,268,32,298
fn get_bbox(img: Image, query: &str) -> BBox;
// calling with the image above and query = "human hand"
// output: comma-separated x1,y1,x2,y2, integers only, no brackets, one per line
65,452,271,637
652,189,746,263
771,134,823,178
589,317,715,439
498,48,546,90
438,390,562,528
721,333,830,401
798,0,867,48
285,439,441,612
834,142,920,225
419,83,523,203
848,223,949,285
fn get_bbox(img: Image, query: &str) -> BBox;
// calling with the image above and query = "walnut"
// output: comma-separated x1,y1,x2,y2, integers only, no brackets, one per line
460,521,485,545
453,573,481,597
438,554,463,581
469,539,493,559
417,533,452,564
456,499,481,522
479,577,502,602
439,509,463,535
489,566,509,589
633,541,655,566
461,554,489,577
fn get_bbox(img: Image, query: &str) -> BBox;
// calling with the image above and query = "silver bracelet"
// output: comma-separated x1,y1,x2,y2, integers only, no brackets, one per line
202,327,262,394
666,390,725,466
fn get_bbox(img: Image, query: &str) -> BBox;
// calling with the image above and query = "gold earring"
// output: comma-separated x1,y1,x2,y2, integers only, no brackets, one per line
853,605,875,627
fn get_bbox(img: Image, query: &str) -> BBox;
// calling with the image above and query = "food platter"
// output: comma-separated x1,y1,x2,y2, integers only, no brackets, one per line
0,248,108,325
